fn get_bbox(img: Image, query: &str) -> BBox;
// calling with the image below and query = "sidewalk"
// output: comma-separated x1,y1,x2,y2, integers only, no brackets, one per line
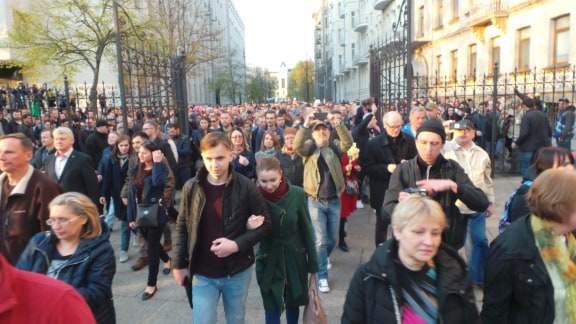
110,176,519,323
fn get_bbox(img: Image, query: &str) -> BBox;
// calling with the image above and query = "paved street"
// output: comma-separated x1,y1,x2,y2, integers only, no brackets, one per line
111,176,520,324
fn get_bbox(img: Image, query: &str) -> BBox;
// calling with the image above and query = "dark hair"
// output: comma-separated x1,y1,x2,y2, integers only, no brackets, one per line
141,140,160,153
111,135,132,160
132,131,149,141
533,147,574,175
169,123,180,130
133,140,161,189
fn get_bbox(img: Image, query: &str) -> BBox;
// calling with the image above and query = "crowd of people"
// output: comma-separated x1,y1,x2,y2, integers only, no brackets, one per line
0,90,575,324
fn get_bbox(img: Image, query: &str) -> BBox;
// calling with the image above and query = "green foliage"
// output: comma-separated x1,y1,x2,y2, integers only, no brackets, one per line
288,60,315,102
246,67,277,103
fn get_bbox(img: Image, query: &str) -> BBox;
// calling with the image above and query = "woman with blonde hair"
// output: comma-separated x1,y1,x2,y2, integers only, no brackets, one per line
342,195,478,323
18,192,116,324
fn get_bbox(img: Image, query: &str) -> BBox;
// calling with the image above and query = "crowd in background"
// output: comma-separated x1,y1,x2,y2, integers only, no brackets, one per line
1,82,576,324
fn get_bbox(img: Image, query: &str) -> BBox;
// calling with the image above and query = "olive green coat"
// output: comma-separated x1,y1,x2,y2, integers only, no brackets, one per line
293,124,353,199
256,185,319,311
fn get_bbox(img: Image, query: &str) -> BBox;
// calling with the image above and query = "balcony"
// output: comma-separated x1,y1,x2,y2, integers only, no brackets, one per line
353,18,368,33
374,0,393,11
469,0,509,39
354,54,369,66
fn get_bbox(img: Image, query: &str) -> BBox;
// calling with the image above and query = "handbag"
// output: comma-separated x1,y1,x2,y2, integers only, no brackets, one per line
303,275,328,324
135,202,159,227
345,179,359,196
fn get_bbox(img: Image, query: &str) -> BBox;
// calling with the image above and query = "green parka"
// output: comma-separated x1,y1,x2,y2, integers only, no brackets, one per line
256,185,319,311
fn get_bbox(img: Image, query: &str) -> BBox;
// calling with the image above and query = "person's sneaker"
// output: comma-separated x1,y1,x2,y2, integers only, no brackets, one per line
356,200,364,209
131,257,148,271
318,279,330,293
327,258,332,270
119,250,129,263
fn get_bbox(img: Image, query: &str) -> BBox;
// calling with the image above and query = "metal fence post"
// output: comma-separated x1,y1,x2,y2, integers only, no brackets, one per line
490,63,499,176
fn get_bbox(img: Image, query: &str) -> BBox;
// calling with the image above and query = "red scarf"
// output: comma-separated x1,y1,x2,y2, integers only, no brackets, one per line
259,177,289,203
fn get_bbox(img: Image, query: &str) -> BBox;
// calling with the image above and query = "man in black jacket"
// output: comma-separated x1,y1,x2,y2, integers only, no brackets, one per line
382,118,489,249
142,120,178,174
84,120,109,169
364,111,417,245
554,98,575,151
173,132,270,324
168,123,194,190
512,97,552,179
43,127,99,205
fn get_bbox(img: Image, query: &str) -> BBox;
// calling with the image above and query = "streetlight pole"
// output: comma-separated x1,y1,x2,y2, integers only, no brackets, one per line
113,0,128,129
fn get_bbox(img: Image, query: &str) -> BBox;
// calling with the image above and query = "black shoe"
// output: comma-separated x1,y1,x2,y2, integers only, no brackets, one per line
162,258,172,275
141,287,157,301
338,242,350,252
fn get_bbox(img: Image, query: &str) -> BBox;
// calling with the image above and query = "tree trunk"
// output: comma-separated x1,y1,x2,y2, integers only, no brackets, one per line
89,59,101,116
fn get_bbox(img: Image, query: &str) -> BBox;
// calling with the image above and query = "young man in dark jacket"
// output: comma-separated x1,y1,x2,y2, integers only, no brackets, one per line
382,119,489,249
173,132,271,324
512,97,552,179
554,98,575,151
364,111,417,245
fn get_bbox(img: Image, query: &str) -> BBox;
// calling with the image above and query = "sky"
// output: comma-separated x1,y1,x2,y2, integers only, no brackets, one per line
233,0,322,72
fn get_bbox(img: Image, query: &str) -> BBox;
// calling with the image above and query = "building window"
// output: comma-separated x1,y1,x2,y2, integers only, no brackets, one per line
351,11,355,27
351,43,356,60
553,15,570,65
450,50,458,81
490,36,501,71
436,54,443,77
451,0,459,20
517,27,530,71
434,0,443,29
282,79,285,89
418,6,425,37
468,44,477,77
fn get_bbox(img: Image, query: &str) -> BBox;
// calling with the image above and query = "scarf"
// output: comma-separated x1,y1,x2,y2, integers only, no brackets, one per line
531,215,576,323
118,154,129,168
259,177,289,203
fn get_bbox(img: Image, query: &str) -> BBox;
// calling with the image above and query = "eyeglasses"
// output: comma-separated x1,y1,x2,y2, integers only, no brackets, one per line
385,123,403,130
46,217,78,227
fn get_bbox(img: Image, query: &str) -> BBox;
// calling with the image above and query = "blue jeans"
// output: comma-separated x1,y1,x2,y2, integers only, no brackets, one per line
264,307,299,324
120,220,131,252
104,198,115,229
308,198,341,280
519,151,533,179
465,212,489,284
192,266,253,324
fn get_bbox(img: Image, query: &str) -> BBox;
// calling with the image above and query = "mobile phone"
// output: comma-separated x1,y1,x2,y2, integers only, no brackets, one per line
402,187,428,195
314,112,328,121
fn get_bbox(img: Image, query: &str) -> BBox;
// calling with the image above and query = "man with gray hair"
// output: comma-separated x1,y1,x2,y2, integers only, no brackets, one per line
401,106,427,138
43,127,99,205
365,111,417,245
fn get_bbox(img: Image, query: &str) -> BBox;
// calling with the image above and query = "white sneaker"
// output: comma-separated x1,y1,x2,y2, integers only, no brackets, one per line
356,200,364,209
318,279,330,293
327,258,332,270
119,250,129,263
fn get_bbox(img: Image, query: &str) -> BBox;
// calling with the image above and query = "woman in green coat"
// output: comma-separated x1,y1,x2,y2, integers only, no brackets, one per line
253,157,318,324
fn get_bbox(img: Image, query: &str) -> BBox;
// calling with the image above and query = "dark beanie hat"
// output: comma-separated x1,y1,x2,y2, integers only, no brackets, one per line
417,118,446,143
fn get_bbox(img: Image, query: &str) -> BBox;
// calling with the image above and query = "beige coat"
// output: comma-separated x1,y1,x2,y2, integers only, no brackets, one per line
443,141,495,214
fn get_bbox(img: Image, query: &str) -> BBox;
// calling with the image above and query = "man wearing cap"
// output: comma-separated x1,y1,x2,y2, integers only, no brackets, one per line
443,120,495,285
383,118,489,249
554,98,575,151
294,111,353,293
511,96,552,179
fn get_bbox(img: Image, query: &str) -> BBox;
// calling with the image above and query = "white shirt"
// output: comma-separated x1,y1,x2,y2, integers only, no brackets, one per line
55,148,73,179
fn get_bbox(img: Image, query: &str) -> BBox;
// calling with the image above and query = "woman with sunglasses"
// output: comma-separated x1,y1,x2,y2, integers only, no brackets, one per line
17,192,116,324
